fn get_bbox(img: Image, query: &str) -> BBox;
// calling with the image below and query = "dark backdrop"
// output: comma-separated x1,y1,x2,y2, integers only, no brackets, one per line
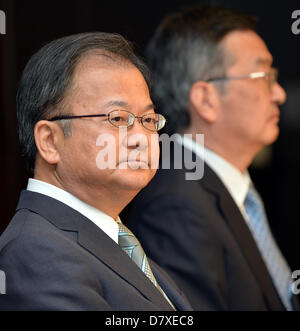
0,0,300,270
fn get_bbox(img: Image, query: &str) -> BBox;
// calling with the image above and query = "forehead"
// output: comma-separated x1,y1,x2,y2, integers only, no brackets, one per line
73,51,131,81
221,30,273,70
66,52,151,111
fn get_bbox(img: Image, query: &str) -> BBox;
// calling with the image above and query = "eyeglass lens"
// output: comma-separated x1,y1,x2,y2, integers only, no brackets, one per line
108,110,165,131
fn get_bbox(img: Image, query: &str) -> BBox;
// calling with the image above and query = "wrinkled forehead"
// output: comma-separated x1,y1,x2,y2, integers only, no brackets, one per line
220,30,273,70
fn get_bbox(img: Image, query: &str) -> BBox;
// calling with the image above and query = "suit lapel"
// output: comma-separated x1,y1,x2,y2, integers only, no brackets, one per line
75,217,173,310
16,190,173,310
201,164,285,310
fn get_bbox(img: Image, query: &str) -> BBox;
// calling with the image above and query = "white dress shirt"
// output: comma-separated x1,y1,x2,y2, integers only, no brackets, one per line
177,135,251,221
27,178,119,243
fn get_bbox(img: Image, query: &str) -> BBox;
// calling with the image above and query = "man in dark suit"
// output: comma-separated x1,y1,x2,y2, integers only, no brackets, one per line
0,32,192,311
122,5,297,310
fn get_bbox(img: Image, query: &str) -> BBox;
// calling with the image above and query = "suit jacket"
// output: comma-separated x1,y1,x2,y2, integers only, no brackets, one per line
122,146,294,311
0,190,192,311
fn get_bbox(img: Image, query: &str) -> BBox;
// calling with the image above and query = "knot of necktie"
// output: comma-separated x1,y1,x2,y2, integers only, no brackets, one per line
118,221,156,284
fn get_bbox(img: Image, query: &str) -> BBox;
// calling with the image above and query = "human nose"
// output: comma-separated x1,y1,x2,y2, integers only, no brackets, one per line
271,82,287,106
122,121,151,151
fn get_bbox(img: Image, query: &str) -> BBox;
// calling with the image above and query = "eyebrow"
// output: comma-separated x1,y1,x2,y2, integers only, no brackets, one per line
103,100,156,112
255,57,273,66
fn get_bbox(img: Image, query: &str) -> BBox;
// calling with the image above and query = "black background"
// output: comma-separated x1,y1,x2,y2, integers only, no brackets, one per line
0,0,300,271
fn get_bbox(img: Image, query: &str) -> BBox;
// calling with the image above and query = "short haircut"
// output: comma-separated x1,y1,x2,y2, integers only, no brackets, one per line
146,4,257,135
16,32,151,173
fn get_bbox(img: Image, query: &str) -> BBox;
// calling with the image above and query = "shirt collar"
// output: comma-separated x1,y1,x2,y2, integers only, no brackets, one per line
27,178,119,243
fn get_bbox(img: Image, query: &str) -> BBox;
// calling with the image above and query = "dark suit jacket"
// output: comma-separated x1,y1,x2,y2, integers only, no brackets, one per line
0,190,192,311
122,146,294,311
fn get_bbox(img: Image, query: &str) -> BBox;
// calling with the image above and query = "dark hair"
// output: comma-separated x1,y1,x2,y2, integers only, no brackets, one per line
16,32,151,173
146,4,257,135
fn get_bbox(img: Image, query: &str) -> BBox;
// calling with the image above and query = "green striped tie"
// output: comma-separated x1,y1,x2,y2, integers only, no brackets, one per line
117,221,175,310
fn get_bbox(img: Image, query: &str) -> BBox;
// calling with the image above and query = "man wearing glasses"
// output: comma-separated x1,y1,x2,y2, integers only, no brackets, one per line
0,32,192,311
123,5,297,310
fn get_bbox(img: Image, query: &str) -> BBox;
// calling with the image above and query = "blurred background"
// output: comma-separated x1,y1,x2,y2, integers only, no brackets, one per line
0,0,299,271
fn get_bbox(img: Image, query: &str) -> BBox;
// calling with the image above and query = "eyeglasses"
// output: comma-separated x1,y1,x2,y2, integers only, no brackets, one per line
49,109,167,132
206,67,278,89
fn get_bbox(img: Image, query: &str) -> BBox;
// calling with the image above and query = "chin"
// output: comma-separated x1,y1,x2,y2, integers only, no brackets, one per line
267,126,280,144
116,168,156,191
258,122,279,146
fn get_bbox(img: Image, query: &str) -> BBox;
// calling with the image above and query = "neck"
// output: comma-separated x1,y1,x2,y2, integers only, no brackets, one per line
183,126,261,173
205,142,253,173
34,170,136,220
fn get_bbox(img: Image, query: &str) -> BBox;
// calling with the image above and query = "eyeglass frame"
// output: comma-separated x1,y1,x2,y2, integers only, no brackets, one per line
48,109,167,132
205,67,278,89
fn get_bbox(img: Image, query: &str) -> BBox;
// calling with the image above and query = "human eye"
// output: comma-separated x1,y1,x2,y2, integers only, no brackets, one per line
110,111,127,122
143,111,157,121
110,115,123,123
108,110,130,127
141,113,161,130
144,115,156,124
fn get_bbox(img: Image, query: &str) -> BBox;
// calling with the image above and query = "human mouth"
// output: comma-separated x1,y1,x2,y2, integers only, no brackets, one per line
118,160,149,169
274,114,280,121
270,110,280,121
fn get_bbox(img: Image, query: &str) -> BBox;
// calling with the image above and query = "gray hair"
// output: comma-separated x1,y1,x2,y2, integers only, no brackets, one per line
146,4,257,135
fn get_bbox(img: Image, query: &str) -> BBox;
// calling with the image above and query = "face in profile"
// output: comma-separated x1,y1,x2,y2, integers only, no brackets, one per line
55,53,160,199
217,30,286,151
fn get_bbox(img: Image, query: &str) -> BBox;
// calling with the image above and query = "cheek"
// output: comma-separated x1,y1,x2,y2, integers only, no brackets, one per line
149,134,160,169
237,84,260,106
96,131,119,169
231,87,269,122
64,132,101,176
250,93,274,131
240,84,271,113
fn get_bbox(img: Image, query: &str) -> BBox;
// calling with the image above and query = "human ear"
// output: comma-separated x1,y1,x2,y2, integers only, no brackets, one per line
189,81,218,123
34,120,63,165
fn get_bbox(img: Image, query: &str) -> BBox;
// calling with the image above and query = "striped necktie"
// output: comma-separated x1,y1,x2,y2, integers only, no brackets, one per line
244,185,293,310
117,221,175,310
